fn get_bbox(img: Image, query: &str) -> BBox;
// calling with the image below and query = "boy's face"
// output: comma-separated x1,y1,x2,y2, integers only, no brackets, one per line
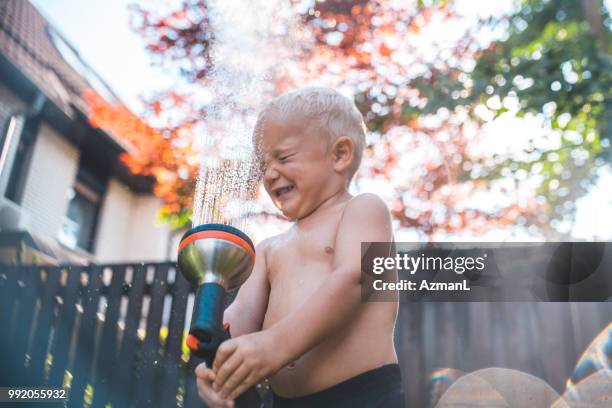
258,117,336,220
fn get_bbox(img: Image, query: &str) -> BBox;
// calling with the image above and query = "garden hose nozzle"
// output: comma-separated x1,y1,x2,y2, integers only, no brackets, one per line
177,223,255,367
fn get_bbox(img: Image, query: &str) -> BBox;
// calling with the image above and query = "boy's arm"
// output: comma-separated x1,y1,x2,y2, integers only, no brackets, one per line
212,194,392,399
223,239,271,337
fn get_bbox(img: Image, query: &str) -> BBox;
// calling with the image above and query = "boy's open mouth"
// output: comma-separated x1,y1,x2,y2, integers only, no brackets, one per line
274,185,294,198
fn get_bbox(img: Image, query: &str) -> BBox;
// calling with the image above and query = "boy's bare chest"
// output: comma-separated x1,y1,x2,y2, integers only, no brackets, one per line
267,225,337,279
265,218,341,306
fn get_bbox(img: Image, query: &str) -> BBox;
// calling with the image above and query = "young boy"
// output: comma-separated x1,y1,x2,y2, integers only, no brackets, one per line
195,87,403,408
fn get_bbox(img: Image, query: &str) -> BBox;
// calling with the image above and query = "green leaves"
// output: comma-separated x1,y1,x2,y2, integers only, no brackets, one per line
391,0,611,231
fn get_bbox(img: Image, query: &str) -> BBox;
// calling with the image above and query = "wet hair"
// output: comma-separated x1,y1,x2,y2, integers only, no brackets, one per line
254,87,367,180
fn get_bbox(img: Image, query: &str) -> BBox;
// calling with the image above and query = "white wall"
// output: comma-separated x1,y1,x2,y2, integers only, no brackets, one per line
94,179,172,263
20,122,79,240
0,107,173,263
93,179,132,262
127,195,174,261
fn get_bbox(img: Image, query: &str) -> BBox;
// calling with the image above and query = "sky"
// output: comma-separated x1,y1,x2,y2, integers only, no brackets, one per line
31,0,175,113
31,0,612,241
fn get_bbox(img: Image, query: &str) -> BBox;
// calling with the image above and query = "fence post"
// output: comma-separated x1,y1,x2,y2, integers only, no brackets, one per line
160,266,191,408
0,265,22,385
0,265,18,333
27,266,62,384
399,302,425,408
9,266,41,385
107,263,147,407
91,265,127,408
133,263,169,407
48,266,84,387
68,265,104,408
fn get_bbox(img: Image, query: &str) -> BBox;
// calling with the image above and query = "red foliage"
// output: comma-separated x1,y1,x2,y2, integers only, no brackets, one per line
83,89,198,217
85,0,544,237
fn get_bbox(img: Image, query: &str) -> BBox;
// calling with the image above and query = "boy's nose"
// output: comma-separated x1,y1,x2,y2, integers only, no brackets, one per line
264,164,280,182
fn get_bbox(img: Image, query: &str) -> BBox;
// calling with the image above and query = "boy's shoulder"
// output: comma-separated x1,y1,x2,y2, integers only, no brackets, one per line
342,193,390,221
346,193,388,208
254,232,288,257
255,235,280,252
335,193,392,243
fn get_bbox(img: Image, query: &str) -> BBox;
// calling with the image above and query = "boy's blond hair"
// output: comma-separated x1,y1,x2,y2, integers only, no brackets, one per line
254,87,367,180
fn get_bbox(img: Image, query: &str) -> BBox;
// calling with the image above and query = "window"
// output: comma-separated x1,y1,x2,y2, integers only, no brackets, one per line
58,166,105,252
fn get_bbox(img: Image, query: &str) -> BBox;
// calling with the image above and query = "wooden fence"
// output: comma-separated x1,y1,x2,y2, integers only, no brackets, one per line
1,263,610,407
0,263,207,408
397,302,612,407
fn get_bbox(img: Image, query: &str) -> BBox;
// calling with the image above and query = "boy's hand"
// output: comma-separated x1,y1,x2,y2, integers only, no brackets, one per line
195,363,235,408
213,330,284,400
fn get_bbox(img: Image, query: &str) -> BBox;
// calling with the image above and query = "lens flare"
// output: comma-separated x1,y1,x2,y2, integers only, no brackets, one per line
562,322,612,404
436,367,562,407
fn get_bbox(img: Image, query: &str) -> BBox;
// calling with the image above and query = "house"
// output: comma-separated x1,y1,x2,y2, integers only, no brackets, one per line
0,0,175,264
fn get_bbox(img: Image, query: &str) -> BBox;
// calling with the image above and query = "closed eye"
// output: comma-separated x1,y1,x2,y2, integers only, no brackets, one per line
278,153,295,162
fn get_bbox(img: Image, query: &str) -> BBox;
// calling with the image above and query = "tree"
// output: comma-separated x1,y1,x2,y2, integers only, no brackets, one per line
409,0,611,235
293,0,545,237
84,89,199,228
85,0,608,238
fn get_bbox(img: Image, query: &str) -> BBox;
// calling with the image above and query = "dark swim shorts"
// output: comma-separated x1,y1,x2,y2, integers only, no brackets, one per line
272,364,405,408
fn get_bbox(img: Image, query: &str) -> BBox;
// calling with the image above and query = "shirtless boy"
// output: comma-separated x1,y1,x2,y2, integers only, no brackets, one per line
195,87,404,408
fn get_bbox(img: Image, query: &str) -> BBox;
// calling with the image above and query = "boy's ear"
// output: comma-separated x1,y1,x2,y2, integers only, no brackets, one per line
331,136,354,173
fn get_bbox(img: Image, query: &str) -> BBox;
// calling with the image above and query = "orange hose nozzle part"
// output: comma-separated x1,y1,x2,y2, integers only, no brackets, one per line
186,334,200,352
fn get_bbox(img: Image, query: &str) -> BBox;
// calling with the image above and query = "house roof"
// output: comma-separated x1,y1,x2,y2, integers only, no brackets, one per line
0,0,104,119
0,0,153,193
